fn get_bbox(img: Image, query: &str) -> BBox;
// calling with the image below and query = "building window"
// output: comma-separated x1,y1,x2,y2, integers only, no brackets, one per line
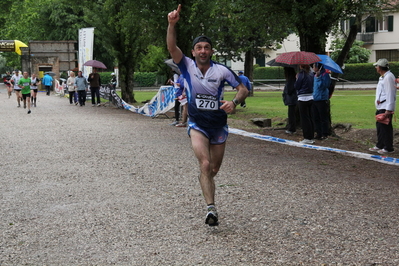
365,17,376,33
217,56,231,68
256,55,265,67
340,17,361,33
376,50,399,62
378,16,393,32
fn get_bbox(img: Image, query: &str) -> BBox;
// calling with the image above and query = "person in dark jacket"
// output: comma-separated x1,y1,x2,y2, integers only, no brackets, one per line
88,68,101,107
312,62,331,140
294,64,314,144
283,67,298,134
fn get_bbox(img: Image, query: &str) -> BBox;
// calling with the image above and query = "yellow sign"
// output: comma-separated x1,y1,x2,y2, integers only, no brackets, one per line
0,40,28,55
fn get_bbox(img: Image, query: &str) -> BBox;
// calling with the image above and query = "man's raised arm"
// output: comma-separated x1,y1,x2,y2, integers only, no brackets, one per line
167,4,183,64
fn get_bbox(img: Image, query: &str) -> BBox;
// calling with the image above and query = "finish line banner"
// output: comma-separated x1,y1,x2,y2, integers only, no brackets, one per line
111,86,175,117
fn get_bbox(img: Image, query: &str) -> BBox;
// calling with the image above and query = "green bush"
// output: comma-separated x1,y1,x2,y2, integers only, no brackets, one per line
253,66,285,79
134,72,157,87
341,62,399,81
253,62,399,81
99,72,113,84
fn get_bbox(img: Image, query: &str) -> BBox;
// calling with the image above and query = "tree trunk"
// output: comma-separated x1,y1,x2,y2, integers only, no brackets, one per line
244,50,254,96
297,28,326,54
119,62,136,104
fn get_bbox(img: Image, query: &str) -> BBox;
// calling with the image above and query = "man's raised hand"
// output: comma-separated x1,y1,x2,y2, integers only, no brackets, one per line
168,4,181,24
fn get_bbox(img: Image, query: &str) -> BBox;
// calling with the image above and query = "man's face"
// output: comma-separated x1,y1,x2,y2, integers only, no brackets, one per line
23,72,28,78
192,42,213,65
375,65,382,75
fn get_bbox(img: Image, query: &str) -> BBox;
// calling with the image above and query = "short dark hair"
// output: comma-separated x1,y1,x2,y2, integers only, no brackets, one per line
192,36,212,48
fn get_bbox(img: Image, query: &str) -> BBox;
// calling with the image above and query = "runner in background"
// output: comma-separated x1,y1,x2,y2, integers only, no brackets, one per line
3,71,12,98
10,70,23,107
30,73,40,107
18,71,32,114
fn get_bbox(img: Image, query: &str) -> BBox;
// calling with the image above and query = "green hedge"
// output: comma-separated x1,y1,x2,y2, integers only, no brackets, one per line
98,72,167,87
254,62,399,81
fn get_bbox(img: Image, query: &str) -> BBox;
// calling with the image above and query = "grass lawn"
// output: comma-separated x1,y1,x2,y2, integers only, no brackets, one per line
131,89,395,129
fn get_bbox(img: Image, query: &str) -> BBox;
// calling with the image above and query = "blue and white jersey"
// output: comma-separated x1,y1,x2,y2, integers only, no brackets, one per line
177,55,241,128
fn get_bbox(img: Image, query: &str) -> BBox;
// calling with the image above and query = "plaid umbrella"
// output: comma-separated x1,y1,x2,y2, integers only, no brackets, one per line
266,59,295,68
275,51,321,65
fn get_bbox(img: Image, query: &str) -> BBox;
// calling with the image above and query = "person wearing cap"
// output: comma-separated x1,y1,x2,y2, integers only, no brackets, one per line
236,71,251,108
369,58,396,154
110,72,117,90
167,4,248,227
312,62,331,140
10,70,23,107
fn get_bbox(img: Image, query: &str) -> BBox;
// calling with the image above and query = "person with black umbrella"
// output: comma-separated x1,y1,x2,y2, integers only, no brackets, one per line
88,68,101,107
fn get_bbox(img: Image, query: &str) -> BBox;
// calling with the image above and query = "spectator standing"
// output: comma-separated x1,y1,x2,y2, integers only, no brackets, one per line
67,72,78,105
18,71,32,114
30,73,40,107
10,70,23,107
88,68,101,107
312,62,331,140
294,64,314,144
110,72,117,90
75,71,88,106
369,58,397,154
169,73,182,126
175,74,188,127
236,71,251,108
282,67,298,134
42,72,53,96
167,4,248,226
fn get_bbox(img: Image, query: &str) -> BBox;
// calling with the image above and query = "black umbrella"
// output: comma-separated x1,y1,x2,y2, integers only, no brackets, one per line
44,71,56,76
164,59,181,74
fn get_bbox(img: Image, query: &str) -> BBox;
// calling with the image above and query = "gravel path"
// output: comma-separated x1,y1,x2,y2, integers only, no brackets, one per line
1,89,398,265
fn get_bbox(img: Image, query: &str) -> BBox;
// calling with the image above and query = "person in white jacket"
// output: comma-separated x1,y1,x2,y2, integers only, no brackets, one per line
67,72,77,105
369,58,397,154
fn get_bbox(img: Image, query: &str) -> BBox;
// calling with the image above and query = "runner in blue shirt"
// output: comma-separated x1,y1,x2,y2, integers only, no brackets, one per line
167,4,248,226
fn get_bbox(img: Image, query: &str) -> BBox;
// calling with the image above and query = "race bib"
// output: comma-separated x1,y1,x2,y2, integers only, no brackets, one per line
195,94,218,111
23,83,29,86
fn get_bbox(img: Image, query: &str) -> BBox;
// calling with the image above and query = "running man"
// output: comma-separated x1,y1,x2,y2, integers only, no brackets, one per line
30,73,40,107
167,4,248,226
18,71,32,114
10,70,23,107
3,71,12,98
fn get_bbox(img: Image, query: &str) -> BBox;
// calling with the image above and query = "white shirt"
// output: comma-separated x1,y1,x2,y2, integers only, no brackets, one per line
375,70,396,111
11,74,23,90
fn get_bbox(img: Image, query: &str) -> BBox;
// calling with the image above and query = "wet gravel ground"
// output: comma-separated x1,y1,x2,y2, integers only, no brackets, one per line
0,89,398,265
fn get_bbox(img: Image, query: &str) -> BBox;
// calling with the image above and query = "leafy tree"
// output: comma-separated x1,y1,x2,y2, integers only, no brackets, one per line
138,45,169,73
210,0,292,82
330,39,371,64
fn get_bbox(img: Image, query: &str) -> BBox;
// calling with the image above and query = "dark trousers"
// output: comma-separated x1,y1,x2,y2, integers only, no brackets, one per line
298,100,314,140
312,100,329,138
376,109,394,151
77,90,86,106
174,99,181,121
90,87,101,104
287,104,297,132
45,85,51,95
69,91,77,104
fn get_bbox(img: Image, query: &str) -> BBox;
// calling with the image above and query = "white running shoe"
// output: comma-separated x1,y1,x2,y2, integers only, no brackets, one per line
300,139,315,144
205,206,219,226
